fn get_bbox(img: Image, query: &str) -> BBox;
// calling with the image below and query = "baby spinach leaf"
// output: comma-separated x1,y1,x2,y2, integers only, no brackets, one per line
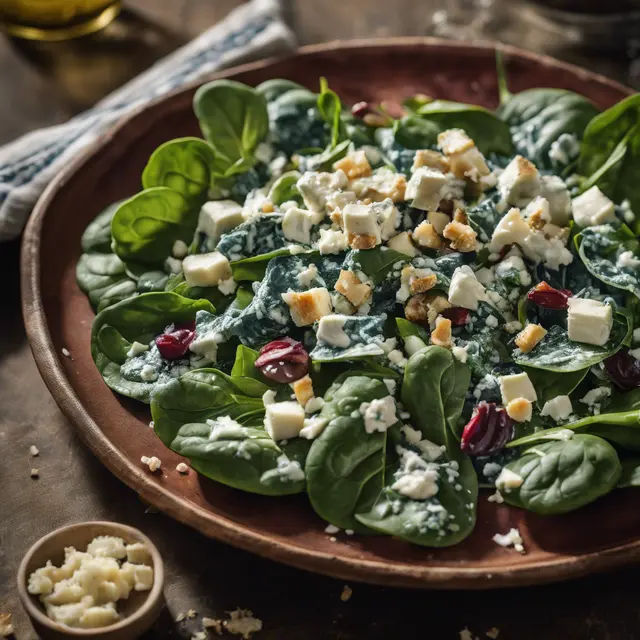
576,224,640,297
256,78,307,102
193,80,269,175
317,77,345,149
345,247,409,285
523,366,589,406
396,318,429,355
513,310,631,372
164,272,229,308
141,137,216,204
392,115,440,150
91,292,214,403
578,94,640,213
171,419,306,496
416,100,513,156
81,201,123,253
230,344,275,388
77,253,133,310
111,187,197,266
466,192,503,244
618,457,640,488
215,214,286,261
306,376,396,532
297,139,351,172
401,346,471,443
500,434,621,515
355,430,478,547
268,171,302,205
499,88,598,170
151,367,265,447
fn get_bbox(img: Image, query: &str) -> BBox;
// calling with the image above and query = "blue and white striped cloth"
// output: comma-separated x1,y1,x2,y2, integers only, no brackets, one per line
0,0,295,242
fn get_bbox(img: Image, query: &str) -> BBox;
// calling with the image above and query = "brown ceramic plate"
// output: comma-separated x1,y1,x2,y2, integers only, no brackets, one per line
22,39,640,589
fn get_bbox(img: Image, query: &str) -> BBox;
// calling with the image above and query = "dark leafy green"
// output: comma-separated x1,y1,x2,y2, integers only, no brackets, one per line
81,201,122,253
618,457,640,488
500,434,621,514
523,366,589,406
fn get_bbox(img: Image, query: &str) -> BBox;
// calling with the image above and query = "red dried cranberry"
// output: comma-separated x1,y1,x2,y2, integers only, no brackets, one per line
461,402,514,456
351,101,372,119
255,337,309,383
526,281,572,310
441,307,470,327
155,321,196,360
604,350,640,390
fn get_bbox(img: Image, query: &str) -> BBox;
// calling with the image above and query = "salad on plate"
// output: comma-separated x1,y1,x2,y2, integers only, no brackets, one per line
77,57,640,548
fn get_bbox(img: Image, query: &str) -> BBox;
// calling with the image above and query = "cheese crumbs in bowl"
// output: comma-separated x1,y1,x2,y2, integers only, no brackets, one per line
18,521,164,639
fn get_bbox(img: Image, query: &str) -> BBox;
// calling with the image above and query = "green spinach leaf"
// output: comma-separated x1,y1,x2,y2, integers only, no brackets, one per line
111,187,196,266
268,171,302,205
81,201,122,253
317,77,345,148
500,434,621,514
618,457,640,488
523,366,589,406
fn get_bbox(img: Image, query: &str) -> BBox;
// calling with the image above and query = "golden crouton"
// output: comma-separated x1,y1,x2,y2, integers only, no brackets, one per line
443,221,477,252
348,233,378,250
515,323,547,353
409,274,438,296
430,316,452,348
506,398,532,423
292,375,314,407
453,208,468,225
412,222,443,249
412,149,449,173
261,201,275,213
404,293,451,327
333,150,372,180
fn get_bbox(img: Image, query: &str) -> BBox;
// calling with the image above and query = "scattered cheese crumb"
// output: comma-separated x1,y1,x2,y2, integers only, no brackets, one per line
329,536,337,543
0,613,14,637
486,628,500,639
176,462,189,474
340,585,353,602
175,612,186,623
203,617,223,634
191,632,207,640
62,347,71,358
186,609,198,619
30,468,39,478
487,490,504,504
141,456,162,472
459,628,475,640
224,608,263,639
493,527,526,553
29,445,40,456
324,524,340,535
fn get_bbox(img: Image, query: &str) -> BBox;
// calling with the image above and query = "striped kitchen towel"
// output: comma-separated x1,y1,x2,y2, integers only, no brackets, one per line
0,0,295,242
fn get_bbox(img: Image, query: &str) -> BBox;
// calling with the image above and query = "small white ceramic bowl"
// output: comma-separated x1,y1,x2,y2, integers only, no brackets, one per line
17,521,164,640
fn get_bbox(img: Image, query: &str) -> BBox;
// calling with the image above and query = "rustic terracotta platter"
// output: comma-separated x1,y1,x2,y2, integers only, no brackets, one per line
22,39,640,589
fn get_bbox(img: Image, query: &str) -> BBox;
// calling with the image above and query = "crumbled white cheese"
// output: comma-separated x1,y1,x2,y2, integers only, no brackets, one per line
572,186,616,227
318,228,348,254
165,256,183,274
297,263,319,287
299,416,329,439
448,265,487,310
359,396,397,433
172,239,189,258
540,395,573,422
492,527,526,553
487,490,504,504
224,608,263,639
30,445,40,457
495,468,524,492
498,155,540,207
316,314,350,348
282,206,315,244
580,386,612,407
141,455,162,472
126,341,149,358
218,276,237,296
176,462,189,474
617,250,640,270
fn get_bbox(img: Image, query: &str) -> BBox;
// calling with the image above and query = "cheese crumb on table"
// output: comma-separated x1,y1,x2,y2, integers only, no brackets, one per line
30,468,39,478
176,462,189,474
492,527,526,553
0,613,14,637
486,628,500,639
224,608,263,639
62,348,71,358
340,585,353,602
30,445,40,456
141,456,162,472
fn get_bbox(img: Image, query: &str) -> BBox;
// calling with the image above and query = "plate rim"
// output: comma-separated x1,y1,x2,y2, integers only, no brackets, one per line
21,37,640,589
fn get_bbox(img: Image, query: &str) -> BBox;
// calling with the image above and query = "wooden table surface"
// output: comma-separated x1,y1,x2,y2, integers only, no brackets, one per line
2,2,640,638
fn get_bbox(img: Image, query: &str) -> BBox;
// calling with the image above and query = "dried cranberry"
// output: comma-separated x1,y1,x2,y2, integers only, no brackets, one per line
155,321,196,360
255,337,309,383
461,402,514,456
604,350,640,390
441,307,470,326
351,101,371,119
526,281,572,310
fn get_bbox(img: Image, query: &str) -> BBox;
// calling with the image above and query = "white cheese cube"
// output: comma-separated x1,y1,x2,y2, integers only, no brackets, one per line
371,199,398,241
386,231,417,256
448,265,487,310
197,200,244,242
342,203,381,244
297,170,348,219
540,175,571,225
318,228,348,255
488,208,531,253
316,314,350,348
437,129,489,181
567,297,613,346
86,536,126,559
571,186,616,227
498,155,541,207
125,543,151,565
183,252,232,287
499,372,537,404
427,210,451,234
281,287,332,327
495,468,524,491
540,395,573,421
405,167,448,211
523,196,551,223
132,564,154,591
77,604,119,629
282,206,314,245
265,401,306,440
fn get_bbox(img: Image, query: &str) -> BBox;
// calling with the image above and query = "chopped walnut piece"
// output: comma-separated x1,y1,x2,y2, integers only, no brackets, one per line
506,398,532,423
347,232,378,250
431,316,453,348
527,209,546,230
515,323,547,353
412,149,449,173
443,220,477,252
404,293,452,327
335,270,371,307
333,150,372,180
412,221,443,249
409,273,437,295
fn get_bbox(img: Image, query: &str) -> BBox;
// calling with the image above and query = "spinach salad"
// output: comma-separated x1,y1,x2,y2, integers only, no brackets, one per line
78,64,640,549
